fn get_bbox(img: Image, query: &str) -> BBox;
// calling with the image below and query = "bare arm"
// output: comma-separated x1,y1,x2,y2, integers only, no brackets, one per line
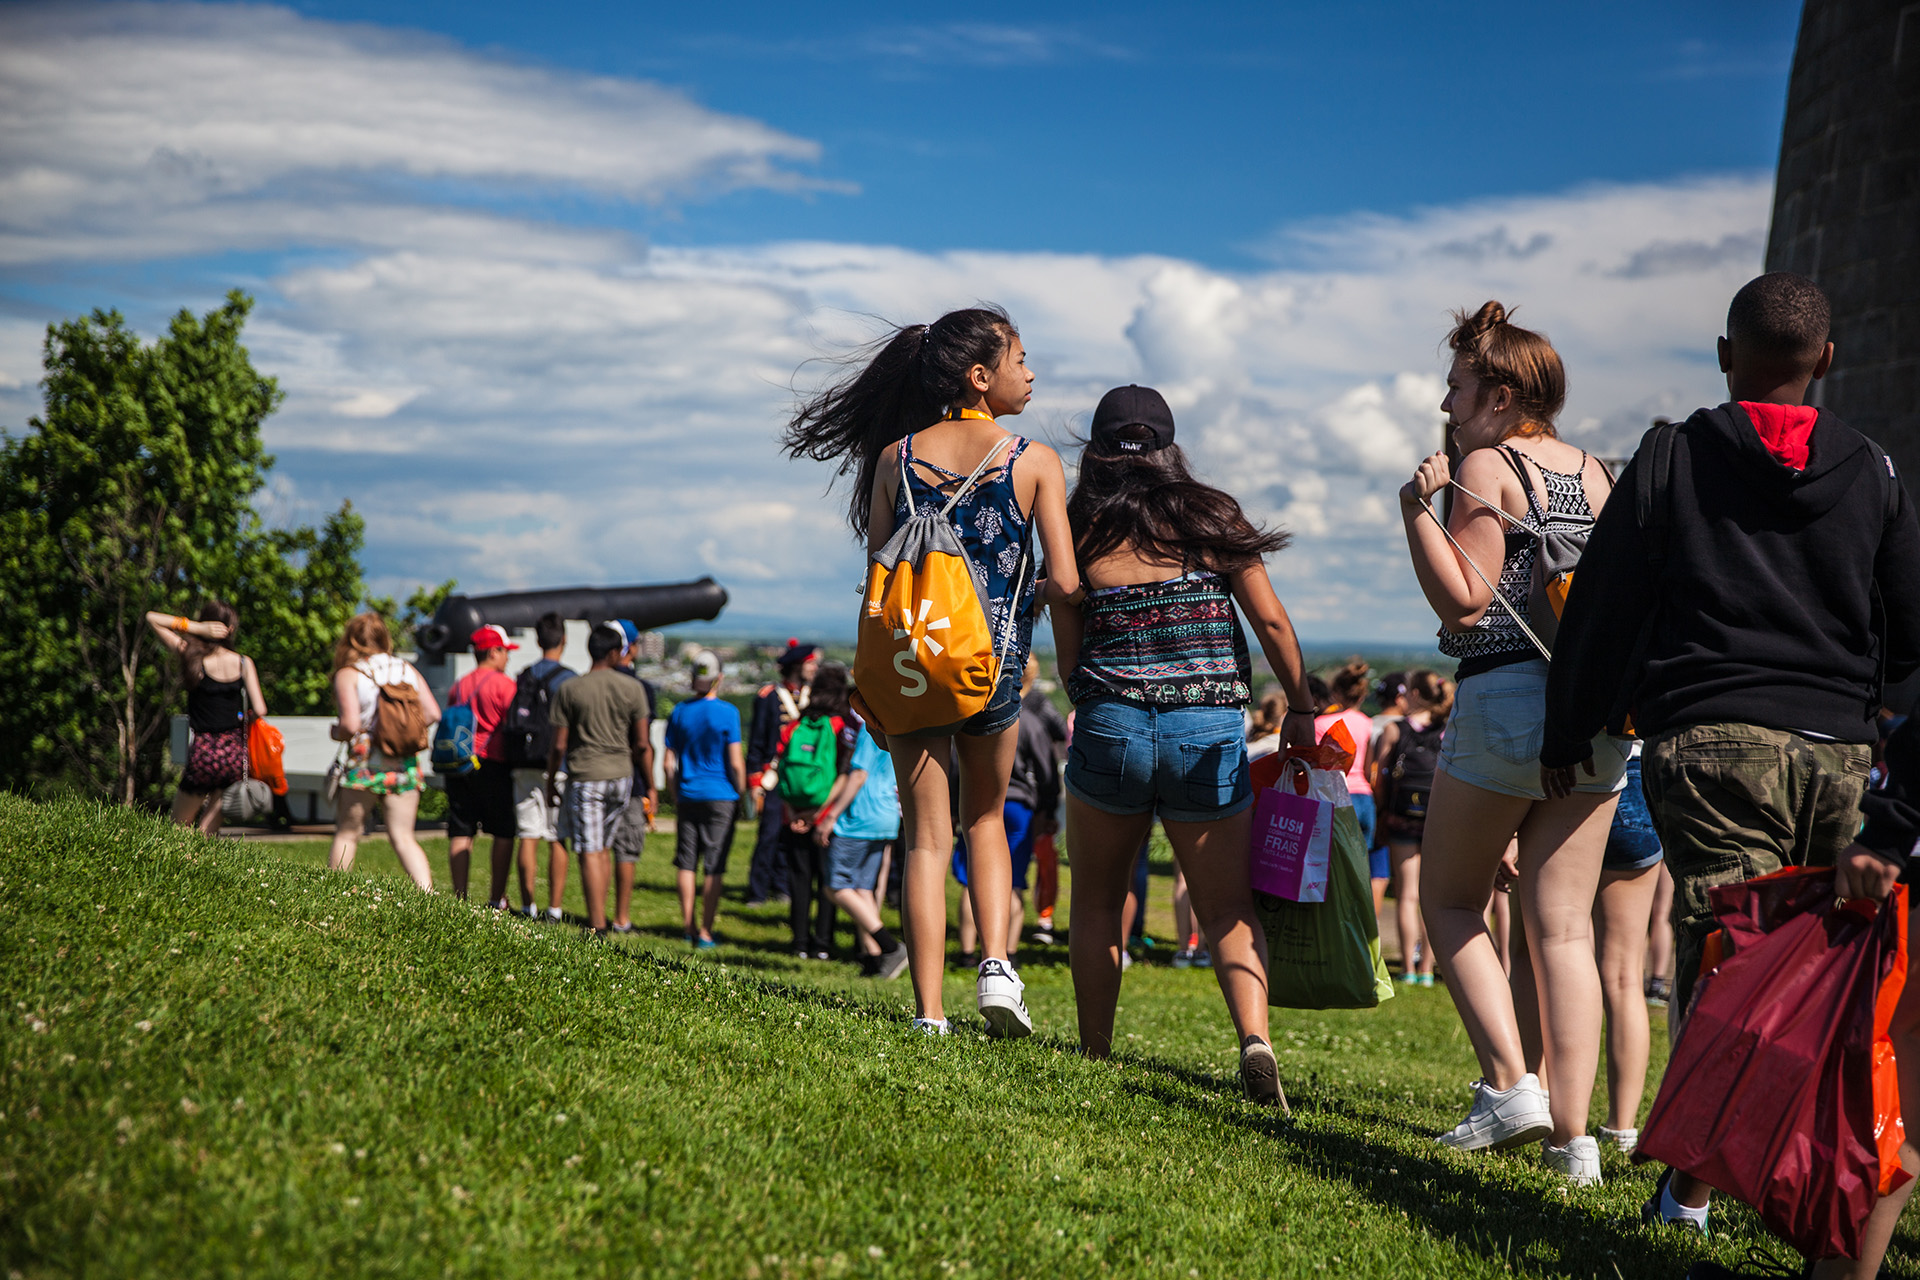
1399,449,1515,632
1369,719,1401,791
406,662,440,724
727,741,746,797
1052,599,1084,689
332,667,363,739
1018,443,1081,606
663,747,680,802
144,610,227,656
241,655,268,719
866,457,898,556
1228,562,1316,750
545,725,570,803
632,714,658,807
813,767,868,845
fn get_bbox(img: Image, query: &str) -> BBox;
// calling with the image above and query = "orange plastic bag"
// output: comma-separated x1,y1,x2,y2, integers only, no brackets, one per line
1251,719,1356,794
247,718,288,796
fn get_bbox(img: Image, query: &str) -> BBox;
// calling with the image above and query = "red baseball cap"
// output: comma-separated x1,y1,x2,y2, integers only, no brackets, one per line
470,625,520,652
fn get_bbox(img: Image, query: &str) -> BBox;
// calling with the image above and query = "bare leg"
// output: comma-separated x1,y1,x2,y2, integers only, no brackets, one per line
1066,796,1156,1057
956,727,1020,962
1647,859,1676,985
171,789,205,828
447,835,473,901
515,838,541,908
890,736,957,1021
196,788,226,836
486,835,514,904
381,789,434,891
329,790,372,872
614,860,636,928
700,874,722,937
677,868,697,934
1491,887,1513,972
1516,789,1616,1145
958,892,979,958
1006,888,1024,957
1594,864,1660,1131
1417,770,1535,1089
580,849,611,930
1173,864,1194,947
1507,897,1544,1076
548,842,569,914
832,886,887,954
1163,809,1270,1046
1391,841,1430,977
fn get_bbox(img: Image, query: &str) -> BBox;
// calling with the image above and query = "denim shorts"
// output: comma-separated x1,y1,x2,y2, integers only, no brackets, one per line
1439,659,1630,800
960,656,1025,737
826,835,888,892
1603,754,1663,872
1065,700,1252,824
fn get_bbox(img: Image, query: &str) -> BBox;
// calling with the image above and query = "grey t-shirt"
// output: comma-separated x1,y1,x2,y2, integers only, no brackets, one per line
551,668,648,782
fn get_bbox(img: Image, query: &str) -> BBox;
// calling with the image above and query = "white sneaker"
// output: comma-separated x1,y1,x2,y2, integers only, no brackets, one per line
1434,1074,1552,1151
1541,1134,1602,1185
912,1018,951,1036
976,958,1033,1039
1598,1125,1638,1156
1172,949,1195,969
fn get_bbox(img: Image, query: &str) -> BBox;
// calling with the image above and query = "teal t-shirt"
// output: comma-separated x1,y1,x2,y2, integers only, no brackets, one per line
836,728,900,840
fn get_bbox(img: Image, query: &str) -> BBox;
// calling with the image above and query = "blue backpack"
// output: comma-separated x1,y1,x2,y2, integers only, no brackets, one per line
431,702,478,774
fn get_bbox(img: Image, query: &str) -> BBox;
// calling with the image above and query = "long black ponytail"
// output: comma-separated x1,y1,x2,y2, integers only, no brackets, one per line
783,305,1018,539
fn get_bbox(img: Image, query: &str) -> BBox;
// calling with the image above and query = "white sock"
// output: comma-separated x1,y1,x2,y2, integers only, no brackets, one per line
547,906,562,919
1660,1181,1710,1228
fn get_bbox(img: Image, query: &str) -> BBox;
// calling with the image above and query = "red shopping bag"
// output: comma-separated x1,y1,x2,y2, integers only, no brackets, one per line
1637,867,1909,1260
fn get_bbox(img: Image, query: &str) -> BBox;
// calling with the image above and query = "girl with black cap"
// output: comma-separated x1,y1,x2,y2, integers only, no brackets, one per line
1055,383,1315,1105
783,306,1080,1036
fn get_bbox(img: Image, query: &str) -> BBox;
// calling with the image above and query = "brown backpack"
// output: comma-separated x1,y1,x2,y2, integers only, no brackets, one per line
362,659,431,758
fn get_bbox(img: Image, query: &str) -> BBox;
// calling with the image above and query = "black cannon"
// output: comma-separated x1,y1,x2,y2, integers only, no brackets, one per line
415,578,728,658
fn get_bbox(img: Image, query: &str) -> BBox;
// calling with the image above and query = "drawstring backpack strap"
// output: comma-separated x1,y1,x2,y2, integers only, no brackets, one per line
938,437,1015,518
1415,493,1554,662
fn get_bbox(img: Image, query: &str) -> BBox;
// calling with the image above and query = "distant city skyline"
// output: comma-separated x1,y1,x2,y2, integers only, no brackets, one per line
0,1,1801,641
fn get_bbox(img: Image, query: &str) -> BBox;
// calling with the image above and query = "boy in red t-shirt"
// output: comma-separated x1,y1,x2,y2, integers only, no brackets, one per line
445,626,522,904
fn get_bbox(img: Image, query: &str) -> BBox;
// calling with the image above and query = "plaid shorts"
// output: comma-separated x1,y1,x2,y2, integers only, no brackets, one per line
565,777,632,853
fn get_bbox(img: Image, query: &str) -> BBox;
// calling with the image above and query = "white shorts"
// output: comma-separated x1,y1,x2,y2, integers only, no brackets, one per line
1439,659,1631,800
514,769,565,843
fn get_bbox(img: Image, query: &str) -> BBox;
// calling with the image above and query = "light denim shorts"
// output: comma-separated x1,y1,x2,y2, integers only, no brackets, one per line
1439,659,1630,800
1065,700,1252,824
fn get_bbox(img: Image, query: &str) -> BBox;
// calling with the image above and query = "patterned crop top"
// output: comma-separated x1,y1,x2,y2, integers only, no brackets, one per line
1067,571,1253,708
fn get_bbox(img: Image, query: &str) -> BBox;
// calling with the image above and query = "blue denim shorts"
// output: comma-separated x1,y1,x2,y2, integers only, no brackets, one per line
958,656,1025,737
826,835,888,891
1439,659,1630,800
1603,753,1663,872
1065,700,1251,824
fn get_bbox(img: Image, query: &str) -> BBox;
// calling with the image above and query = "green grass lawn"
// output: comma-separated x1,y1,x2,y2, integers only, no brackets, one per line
4,794,1915,1278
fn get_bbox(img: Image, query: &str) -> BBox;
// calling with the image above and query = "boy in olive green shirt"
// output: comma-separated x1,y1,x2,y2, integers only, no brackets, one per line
548,623,655,933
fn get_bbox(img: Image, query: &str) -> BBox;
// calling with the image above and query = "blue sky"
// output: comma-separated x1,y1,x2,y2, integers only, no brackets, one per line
0,1,1802,641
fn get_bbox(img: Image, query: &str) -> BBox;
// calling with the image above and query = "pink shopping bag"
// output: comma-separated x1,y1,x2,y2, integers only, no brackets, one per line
1250,778,1332,903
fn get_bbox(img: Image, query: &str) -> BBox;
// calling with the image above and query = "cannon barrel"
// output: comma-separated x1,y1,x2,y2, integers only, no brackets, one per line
416,577,728,657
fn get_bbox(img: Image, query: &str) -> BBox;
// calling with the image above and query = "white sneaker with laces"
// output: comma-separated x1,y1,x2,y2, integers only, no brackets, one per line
976,958,1033,1038
1541,1134,1603,1185
1598,1125,1639,1156
1434,1073,1552,1151
911,1017,951,1036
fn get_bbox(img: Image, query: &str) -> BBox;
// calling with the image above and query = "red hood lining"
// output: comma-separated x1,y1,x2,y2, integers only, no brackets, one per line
1740,401,1816,471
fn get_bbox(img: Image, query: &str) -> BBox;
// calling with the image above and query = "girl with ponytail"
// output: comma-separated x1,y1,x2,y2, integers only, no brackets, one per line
784,306,1080,1037
1398,302,1629,1183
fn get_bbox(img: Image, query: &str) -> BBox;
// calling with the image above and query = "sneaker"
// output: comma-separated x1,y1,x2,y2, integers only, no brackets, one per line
1030,928,1056,946
1646,976,1673,1008
1642,1169,1711,1237
1172,949,1195,969
976,958,1033,1039
1541,1134,1602,1185
1416,973,1435,987
1193,949,1212,969
814,950,830,961
695,937,718,951
612,922,637,934
521,904,540,920
1598,1125,1638,1156
1120,950,1133,972
1434,1074,1552,1151
1238,1036,1289,1113
873,943,910,981
489,897,510,911
1397,972,1422,985
912,1017,951,1036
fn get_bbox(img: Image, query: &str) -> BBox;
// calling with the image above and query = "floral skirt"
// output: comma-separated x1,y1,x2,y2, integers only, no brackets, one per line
181,726,247,794
341,754,421,796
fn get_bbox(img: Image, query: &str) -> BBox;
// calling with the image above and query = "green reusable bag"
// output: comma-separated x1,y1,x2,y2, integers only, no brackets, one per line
1257,804,1395,1010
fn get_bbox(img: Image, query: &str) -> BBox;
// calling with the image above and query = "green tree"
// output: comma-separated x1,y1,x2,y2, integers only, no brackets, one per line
368,578,458,657
0,292,366,803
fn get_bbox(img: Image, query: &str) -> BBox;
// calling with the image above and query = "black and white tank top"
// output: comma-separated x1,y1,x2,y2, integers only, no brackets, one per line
1439,446,1593,680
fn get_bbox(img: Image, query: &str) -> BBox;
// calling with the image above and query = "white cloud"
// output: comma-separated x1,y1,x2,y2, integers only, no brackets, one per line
0,2,825,265
0,4,1773,643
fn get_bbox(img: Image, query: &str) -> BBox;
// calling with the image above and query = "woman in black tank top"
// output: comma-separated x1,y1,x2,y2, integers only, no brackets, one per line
145,600,268,834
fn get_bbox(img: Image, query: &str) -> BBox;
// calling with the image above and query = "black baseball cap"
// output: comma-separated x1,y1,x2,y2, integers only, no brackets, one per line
1089,384,1176,455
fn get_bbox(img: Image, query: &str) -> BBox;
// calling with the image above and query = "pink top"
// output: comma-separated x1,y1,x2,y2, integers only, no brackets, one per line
1313,707,1374,796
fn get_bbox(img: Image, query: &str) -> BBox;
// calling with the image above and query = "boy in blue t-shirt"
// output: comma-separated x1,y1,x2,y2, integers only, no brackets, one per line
663,651,745,947
812,724,907,978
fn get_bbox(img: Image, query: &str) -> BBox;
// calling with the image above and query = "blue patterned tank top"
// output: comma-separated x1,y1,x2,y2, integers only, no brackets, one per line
893,430,1037,670
1067,570,1253,708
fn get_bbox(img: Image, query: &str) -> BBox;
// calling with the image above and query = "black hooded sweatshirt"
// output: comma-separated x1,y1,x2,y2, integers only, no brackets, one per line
1540,403,1920,769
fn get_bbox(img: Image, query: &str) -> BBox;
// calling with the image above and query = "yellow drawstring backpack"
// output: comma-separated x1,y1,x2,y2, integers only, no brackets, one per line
854,437,1029,737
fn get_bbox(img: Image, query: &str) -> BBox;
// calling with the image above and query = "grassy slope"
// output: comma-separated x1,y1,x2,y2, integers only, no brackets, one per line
3,795,1911,1279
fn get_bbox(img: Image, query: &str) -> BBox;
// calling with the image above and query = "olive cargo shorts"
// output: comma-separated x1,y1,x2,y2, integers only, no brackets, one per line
1642,721,1871,1018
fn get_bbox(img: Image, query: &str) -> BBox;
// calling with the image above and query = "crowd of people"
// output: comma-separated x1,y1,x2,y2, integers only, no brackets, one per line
151,270,1920,1278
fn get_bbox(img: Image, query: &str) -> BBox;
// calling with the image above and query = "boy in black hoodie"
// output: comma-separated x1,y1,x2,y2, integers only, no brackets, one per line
1540,273,1920,1274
